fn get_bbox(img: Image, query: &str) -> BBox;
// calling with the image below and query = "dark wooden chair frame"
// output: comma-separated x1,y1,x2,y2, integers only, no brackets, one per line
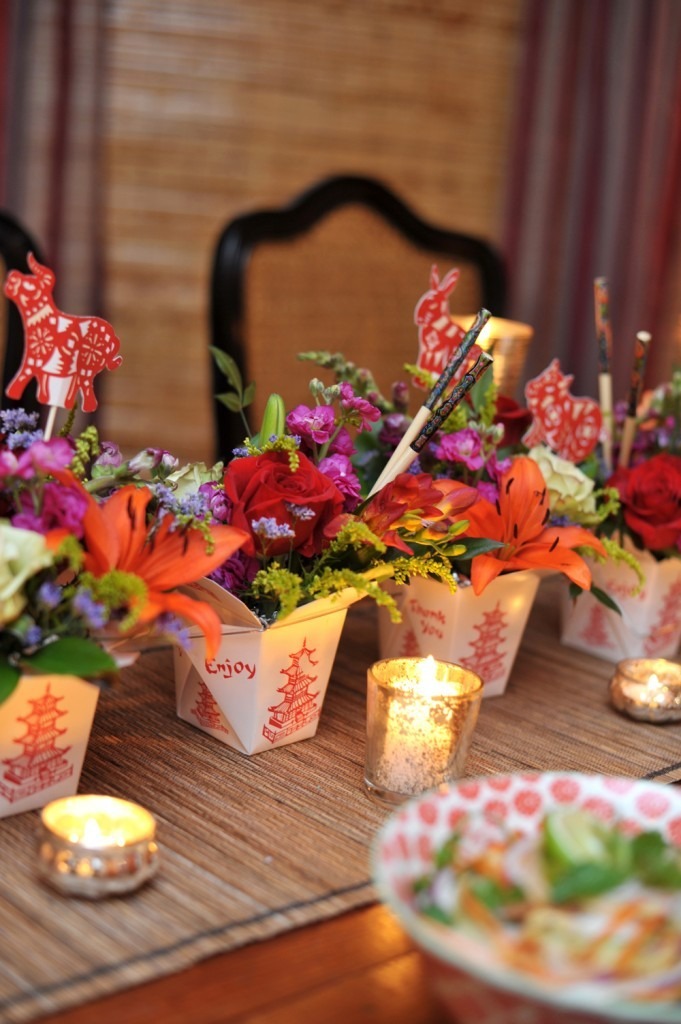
0,210,45,415
210,173,507,456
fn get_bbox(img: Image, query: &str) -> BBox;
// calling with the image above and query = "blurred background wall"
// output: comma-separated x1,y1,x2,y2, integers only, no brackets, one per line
2,0,680,461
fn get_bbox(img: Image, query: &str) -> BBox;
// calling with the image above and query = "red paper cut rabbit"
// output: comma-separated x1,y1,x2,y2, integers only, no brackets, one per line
413,265,466,378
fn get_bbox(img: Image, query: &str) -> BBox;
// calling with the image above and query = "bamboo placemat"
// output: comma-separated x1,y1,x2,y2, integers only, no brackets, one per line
1,578,680,1023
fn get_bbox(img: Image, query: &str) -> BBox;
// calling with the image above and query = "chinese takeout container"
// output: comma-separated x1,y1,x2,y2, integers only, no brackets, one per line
0,674,99,818
378,571,541,698
560,549,681,661
174,580,358,755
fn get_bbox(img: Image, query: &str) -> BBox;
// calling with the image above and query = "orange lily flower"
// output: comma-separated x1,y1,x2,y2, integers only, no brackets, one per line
458,456,606,595
360,473,478,553
59,474,248,659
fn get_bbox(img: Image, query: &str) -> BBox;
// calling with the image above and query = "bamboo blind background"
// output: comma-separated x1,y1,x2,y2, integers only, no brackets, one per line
97,0,525,461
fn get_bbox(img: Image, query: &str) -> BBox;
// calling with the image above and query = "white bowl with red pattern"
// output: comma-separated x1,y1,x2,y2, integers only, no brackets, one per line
372,773,681,1024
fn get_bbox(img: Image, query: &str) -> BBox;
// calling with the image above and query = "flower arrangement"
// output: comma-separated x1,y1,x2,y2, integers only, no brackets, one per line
0,408,247,703
601,372,681,558
185,349,503,624
301,349,610,599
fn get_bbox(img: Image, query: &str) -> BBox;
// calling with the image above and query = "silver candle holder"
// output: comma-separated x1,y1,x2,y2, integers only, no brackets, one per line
37,794,159,897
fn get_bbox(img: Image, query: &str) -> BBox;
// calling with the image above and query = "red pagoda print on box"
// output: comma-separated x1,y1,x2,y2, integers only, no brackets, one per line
398,628,422,657
644,579,681,655
262,639,321,744
459,604,508,684
191,680,229,735
0,684,73,804
579,602,615,650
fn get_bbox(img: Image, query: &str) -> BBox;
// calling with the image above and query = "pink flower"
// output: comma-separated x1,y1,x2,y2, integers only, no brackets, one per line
318,454,362,509
286,404,336,446
339,383,381,432
16,438,74,477
328,426,354,456
13,480,89,536
435,428,484,471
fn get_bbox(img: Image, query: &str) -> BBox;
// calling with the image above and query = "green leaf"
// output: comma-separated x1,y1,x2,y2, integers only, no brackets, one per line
551,862,627,903
467,874,525,911
458,537,505,559
632,831,681,888
420,903,456,926
24,637,118,676
209,346,243,391
242,381,256,407
589,584,622,614
0,659,21,704
216,392,244,413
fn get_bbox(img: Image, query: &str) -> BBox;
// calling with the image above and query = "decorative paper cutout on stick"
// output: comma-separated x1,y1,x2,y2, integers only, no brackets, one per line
4,253,122,411
523,358,601,462
414,265,467,383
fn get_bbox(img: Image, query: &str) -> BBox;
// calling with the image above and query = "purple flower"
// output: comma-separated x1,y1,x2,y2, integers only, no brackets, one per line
339,383,381,432
0,408,40,433
487,452,512,481
6,429,43,451
319,454,362,509
210,550,259,594
38,581,62,610
379,413,410,451
155,613,191,649
199,481,231,522
435,428,485,471
128,448,179,473
12,481,88,536
251,517,296,541
391,381,410,413
73,589,108,630
286,404,336,445
284,502,316,521
94,441,123,469
477,481,499,503
25,625,43,646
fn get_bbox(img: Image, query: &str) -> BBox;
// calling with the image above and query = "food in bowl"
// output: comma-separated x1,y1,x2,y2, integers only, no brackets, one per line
373,773,681,1024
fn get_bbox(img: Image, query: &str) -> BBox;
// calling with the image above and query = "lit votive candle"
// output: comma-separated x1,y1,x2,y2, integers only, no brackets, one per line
609,658,681,723
37,794,160,897
365,656,483,804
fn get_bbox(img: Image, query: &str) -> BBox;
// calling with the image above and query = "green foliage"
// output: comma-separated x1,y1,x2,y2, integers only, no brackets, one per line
298,351,393,412
23,637,117,676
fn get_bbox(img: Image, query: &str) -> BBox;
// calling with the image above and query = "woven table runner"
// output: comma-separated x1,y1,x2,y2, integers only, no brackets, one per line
1,580,680,1023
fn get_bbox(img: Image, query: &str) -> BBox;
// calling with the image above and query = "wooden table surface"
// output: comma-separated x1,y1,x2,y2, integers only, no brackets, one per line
39,579,681,1024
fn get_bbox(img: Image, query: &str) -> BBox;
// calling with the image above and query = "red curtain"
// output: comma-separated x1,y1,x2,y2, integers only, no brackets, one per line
0,0,105,314
503,0,681,400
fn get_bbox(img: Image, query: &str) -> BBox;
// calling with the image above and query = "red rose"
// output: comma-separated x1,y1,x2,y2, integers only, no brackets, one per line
494,395,533,448
223,451,345,558
607,453,681,551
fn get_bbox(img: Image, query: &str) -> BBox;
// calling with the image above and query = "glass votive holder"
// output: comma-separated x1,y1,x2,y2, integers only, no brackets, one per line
37,794,160,898
609,658,681,723
365,656,483,805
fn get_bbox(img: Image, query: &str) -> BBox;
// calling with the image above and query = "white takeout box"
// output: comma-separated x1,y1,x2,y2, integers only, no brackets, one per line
174,580,359,755
378,571,541,698
561,548,681,661
0,674,99,818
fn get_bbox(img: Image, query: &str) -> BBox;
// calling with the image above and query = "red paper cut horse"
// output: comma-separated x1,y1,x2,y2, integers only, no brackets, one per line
414,265,467,379
4,253,122,411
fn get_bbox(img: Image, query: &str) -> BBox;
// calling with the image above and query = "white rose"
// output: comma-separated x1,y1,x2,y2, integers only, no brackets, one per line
164,461,224,498
527,446,597,518
0,523,54,626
